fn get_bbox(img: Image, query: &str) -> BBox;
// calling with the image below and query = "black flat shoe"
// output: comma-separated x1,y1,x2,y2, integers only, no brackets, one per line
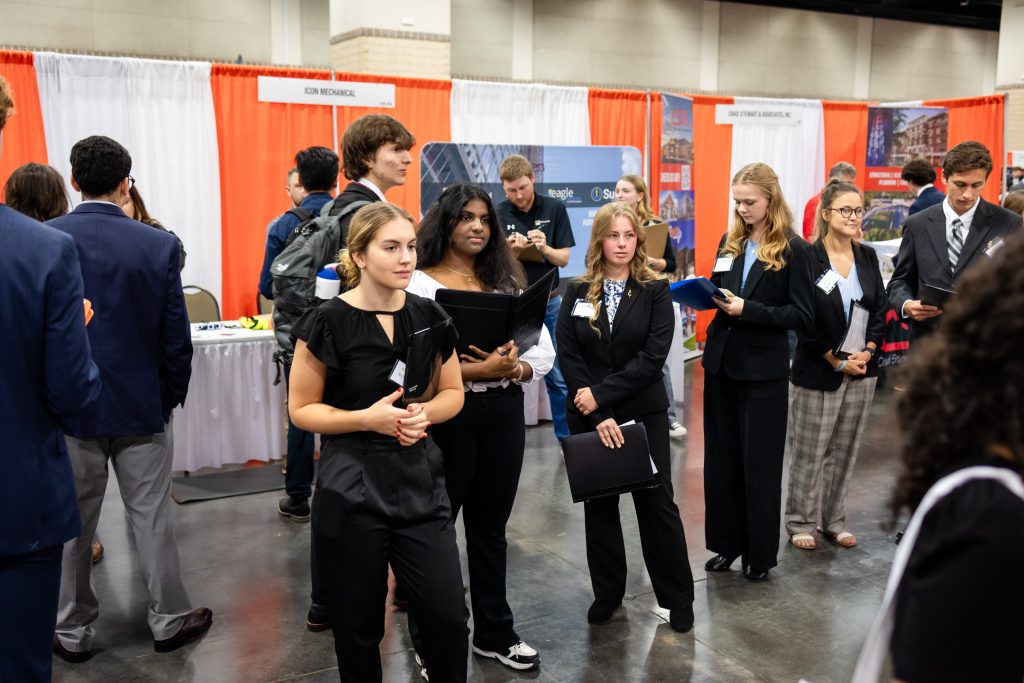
704,554,738,572
743,566,769,582
587,600,621,624
669,605,694,633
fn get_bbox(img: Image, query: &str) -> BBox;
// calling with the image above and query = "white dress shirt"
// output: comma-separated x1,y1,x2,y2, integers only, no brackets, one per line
356,178,387,202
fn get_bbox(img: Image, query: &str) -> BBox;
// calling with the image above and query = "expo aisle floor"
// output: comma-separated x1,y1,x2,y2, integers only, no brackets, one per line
52,362,902,683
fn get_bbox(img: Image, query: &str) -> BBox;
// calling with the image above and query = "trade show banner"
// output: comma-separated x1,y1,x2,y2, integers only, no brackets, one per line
659,94,699,354
862,106,948,241
419,142,642,278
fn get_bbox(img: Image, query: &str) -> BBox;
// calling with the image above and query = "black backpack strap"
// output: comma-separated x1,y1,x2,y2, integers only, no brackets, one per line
287,207,314,223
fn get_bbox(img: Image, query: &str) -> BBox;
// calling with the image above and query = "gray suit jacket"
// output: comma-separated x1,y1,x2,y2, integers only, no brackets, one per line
887,198,1022,337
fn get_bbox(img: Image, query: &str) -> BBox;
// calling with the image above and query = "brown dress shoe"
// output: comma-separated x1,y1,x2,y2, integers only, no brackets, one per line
154,608,213,653
91,541,104,564
53,636,93,663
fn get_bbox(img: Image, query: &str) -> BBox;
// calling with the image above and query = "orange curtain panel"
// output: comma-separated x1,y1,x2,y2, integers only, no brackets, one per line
331,71,451,219
822,101,869,184
0,51,48,196
588,88,648,155
691,95,734,341
924,94,1004,203
211,64,335,319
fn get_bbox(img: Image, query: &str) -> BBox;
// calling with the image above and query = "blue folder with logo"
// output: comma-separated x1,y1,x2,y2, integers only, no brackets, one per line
669,277,729,311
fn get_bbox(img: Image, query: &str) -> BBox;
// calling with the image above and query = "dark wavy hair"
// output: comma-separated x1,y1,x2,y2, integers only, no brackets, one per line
70,135,131,197
416,183,526,293
892,232,1024,516
3,163,69,221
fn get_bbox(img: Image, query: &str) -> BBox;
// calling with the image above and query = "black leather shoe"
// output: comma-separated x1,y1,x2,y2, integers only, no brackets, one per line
704,554,738,572
306,602,330,632
277,496,311,522
744,566,769,582
154,608,213,652
669,605,694,633
587,600,621,624
53,636,93,663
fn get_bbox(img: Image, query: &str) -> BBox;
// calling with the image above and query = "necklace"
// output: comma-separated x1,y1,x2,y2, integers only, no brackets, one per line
442,264,475,284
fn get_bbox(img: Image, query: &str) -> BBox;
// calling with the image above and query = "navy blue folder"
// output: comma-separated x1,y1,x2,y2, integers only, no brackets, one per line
669,277,729,310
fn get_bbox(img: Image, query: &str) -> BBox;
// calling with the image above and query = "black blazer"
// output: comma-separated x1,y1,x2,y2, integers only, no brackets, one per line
791,241,887,391
702,235,814,382
887,198,1023,338
557,277,672,429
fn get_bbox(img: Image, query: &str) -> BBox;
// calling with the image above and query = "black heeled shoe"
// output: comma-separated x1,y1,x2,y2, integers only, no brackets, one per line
743,565,769,582
704,554,738,572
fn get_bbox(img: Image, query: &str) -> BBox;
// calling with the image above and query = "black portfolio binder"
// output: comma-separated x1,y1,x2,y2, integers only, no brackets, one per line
404,318,455,399
434,268,555,356
561,423,660,503
920,283,955,308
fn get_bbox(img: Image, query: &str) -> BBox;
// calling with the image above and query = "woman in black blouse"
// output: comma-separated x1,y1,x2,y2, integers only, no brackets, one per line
557,201,695,633
288,203,469,682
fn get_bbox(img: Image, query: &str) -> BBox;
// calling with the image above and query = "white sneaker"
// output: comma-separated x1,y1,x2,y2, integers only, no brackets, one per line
414,653,428,681
669,421,687,437
472,640,540,670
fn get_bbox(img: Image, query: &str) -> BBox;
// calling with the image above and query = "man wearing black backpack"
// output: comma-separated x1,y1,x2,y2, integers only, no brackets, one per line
258,147,337,530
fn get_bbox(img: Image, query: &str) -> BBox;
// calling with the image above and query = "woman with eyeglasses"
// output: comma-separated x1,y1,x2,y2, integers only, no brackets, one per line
785,180,887,552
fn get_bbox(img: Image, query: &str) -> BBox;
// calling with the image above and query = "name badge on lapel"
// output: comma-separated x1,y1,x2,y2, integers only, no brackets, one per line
816,270,840,294
713,256,734,273
572,299,595,318
985,238,1005,257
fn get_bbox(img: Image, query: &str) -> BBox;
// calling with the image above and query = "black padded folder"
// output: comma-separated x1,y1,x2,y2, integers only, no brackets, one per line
920,283,955,308
561,423,660,503
434,268,555,356
404,318,454,399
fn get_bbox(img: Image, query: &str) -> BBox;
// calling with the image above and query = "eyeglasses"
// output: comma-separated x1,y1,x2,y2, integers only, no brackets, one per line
829,207,864,219
127,175,135,189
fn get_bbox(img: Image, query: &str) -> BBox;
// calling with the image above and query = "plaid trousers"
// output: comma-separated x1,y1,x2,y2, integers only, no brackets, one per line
785,376,877,536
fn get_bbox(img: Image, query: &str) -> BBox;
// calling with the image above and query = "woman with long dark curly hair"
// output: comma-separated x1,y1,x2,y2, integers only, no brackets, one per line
406,182,553,673
852,233,1024,683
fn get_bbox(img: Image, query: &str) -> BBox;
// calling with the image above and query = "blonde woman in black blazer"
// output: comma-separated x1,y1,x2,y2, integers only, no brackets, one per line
786,181,886,551
703,162,814,582
557,201,695,633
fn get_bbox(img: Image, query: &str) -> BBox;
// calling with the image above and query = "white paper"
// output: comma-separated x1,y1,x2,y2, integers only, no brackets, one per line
838,302,869,356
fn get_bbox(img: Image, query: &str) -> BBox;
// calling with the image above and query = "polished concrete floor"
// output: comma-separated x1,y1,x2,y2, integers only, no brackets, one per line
53,362,903,683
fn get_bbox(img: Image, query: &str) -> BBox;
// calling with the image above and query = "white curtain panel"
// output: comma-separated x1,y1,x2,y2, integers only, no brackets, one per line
451,79,591,145
34,52,223,303
728,97,825,235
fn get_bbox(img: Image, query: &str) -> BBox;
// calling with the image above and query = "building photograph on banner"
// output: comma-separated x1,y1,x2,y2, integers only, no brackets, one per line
419,142,642,278
659,94,698,351
862,106,948,241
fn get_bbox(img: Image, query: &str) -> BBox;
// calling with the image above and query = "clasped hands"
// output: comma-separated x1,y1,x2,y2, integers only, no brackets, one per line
365,388,431,446
507,229,546,253
834,350,870,376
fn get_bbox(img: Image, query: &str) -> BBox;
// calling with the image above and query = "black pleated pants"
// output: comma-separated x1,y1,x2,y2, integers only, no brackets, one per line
571,409,695,610
703,370,788,570
314,435,469,682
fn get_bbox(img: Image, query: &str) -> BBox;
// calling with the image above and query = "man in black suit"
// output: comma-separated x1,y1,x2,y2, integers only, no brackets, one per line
888,141,1023,340
900,159,945,217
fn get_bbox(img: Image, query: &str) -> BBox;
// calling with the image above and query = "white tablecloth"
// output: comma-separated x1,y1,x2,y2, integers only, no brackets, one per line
523,302,687,424
172,325,286,472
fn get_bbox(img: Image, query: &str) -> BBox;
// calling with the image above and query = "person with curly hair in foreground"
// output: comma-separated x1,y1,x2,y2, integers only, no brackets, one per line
853,233,1024,683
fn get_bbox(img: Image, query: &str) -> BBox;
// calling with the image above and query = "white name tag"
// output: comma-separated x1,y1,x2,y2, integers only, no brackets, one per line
986,238,1005,257
713,256,734,273
816,269,841,293
572,300,595,318
388,359,406,386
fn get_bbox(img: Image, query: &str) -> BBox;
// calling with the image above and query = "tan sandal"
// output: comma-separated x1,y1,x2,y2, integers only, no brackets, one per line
826,531,857,548
790,532,816,550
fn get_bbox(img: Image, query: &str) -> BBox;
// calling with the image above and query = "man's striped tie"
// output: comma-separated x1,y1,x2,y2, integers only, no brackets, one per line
948,218,965,272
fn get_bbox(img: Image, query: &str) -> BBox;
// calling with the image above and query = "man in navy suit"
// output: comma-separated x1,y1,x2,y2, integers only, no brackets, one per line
47,135,212,661
901,159,945,217
0,76,101,683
